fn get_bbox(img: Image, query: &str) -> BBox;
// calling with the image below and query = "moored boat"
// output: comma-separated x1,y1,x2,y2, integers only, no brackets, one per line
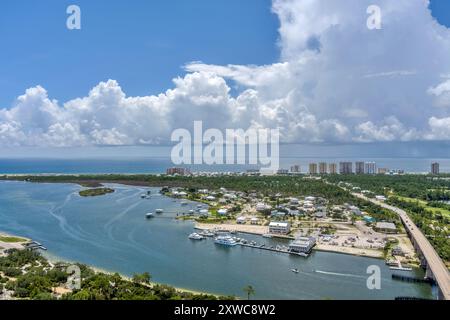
189,233,205,240
214,235,238,246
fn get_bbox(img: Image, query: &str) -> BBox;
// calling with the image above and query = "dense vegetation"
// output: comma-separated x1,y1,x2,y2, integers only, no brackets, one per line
79,188,115,197
325,174,450,201
0,249,232,300
2,174,364,203
388,197,450,264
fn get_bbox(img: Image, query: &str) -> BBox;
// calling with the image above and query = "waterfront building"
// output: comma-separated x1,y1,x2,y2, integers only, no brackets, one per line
375,222,397,233
431,162,440,175
289,237,316,253
166,167,189,176
319,162,327,174
290,165,300,173
355,162,365,174
328,163,337,174
309,163,318,175
365,162,377,175
378,168,388,174
269,222,291,235
339,162,353,174
277,169,289,175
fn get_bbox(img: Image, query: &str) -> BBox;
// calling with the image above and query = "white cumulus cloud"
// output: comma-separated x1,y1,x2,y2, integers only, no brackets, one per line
1,0,450,147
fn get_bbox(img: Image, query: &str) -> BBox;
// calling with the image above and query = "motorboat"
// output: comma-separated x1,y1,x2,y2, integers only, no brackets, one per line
214,235,238,246
146,213,154,219
189,233,205,240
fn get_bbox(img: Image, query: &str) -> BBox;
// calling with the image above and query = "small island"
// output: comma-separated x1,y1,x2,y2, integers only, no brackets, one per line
79,188,115,197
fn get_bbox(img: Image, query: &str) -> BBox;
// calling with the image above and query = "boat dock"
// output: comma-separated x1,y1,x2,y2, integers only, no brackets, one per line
23,241,47,251
239,243,310,257
392,274,435,284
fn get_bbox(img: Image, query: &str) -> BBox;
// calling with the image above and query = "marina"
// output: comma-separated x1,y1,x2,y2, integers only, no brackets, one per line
0,182,436,300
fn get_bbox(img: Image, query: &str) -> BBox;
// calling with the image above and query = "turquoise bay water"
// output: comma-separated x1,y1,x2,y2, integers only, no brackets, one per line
0,181,435,300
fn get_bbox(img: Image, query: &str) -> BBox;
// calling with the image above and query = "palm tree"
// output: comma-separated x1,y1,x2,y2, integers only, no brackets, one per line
243,285,255,300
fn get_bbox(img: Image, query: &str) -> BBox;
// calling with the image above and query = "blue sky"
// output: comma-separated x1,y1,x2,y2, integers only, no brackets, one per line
0,0,450,156
0,0,278,107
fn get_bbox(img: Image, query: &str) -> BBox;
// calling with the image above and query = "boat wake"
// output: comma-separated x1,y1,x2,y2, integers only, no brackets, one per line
315,270,366,279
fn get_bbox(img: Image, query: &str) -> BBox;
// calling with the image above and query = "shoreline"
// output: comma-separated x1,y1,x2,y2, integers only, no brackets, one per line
0,229,222,298
195,222,385,259
41,251,223,298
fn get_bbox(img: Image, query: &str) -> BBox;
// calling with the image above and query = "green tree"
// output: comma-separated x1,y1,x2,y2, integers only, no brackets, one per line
243,285,255,300
132,272,151,285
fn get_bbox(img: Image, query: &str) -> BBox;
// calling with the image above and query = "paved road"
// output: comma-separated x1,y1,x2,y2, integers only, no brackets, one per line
353,193,450,300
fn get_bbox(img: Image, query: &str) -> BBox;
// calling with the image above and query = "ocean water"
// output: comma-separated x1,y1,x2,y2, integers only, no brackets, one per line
0,181,435,300
0,157,448,174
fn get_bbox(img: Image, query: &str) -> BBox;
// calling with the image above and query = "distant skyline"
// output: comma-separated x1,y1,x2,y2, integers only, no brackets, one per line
1,0,450,155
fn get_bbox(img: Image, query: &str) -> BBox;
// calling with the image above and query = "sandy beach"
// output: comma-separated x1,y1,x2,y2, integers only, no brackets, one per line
315,244,384,259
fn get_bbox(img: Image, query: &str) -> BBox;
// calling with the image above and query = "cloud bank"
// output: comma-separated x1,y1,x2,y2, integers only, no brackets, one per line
1,0,450,147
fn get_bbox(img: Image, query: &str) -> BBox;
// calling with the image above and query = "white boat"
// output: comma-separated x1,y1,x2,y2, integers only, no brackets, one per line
189,233,205,240
291,268,300,273
214,235,238,246
146,213,154,219
155,209,164,214
199,230,215,237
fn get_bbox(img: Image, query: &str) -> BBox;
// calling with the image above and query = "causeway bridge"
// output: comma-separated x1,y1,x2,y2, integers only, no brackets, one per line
353,193,450,300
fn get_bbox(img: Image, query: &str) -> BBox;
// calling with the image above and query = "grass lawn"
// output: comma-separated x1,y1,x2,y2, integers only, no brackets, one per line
395,196,450,218
0,235,27,243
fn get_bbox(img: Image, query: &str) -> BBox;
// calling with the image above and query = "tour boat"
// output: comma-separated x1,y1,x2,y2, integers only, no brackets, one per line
214,235,238,246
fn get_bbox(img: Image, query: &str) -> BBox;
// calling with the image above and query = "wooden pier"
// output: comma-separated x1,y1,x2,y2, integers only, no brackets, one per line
239,243,310,257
